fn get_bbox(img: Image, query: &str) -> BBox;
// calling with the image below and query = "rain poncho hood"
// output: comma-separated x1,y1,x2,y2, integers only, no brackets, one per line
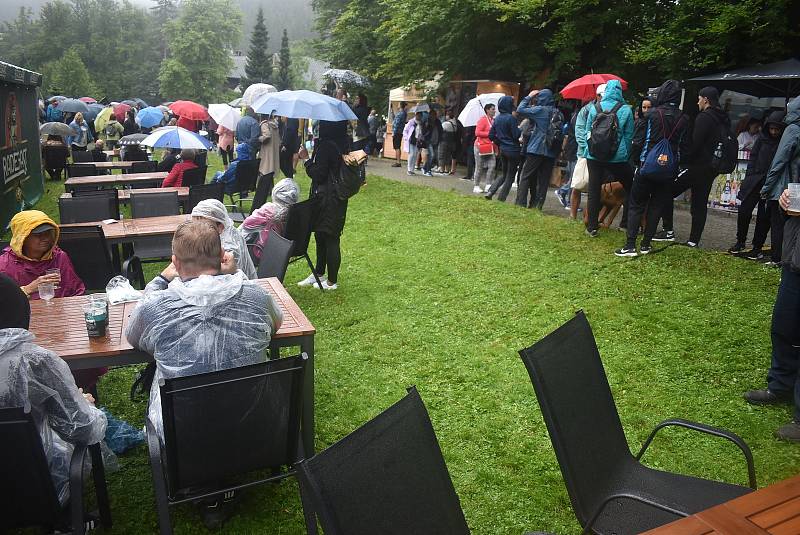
516,89,558,157
492,97,521,155
271,177,300,208
764,110,787,130
169,271,247,306
191,199,257,279
584,79,634,163
786,95,800,125
762,96,800,200
240,179,300,259
9,210,59,261
0,328,106,504
655,80,682,107
535,89,555,107
497,95,515,114
236,142,252,161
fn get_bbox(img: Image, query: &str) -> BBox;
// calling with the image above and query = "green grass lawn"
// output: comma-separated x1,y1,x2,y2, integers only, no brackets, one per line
13,152,800,534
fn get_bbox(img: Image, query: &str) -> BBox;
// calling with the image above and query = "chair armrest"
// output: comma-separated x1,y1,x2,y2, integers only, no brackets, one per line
69,444,89,535
582,492,688,535
636,418,757,490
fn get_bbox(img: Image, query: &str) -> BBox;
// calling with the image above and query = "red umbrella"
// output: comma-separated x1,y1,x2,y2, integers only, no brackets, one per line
169,100,209,121
79,96,97,103
113,103,132,121
560,74,628,102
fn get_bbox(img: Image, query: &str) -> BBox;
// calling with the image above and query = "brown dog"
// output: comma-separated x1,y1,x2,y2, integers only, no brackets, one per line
584,181,626,228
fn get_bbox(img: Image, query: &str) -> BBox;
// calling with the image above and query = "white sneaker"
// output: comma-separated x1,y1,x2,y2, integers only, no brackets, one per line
312,280,338,290
472,186,483,193
298,273,325,287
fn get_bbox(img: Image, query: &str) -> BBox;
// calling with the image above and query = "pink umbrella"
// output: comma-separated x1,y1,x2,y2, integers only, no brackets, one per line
560,74,628,102
79,96,97,104
113,103,132,122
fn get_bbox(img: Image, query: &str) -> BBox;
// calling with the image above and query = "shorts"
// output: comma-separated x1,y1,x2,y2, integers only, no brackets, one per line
392,133,403,150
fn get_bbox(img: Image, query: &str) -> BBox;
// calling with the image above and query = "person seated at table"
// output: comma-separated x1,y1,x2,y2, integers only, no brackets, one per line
191,199,257,279
240,178,299,260
0,273,107,506
121,142,148,162
90,139,108,162
211,143,252,193
161,148,198,188
157,148,180,173
42,135,69,181
125,220,282,442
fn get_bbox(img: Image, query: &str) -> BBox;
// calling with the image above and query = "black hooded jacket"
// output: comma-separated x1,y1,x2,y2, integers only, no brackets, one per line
687,101,730,167
631,80,691,168
738,110,786,200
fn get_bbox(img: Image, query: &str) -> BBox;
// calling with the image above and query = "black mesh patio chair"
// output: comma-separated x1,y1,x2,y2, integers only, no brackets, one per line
0,406,112,535
67,163,97,178
518,311,757,535
226,158,260,219
71,150,94,163
59,190,120,223
256,231,294,282
250,171,274,215
184,182,224,214
181,165,207,187
145,354,315,535
127,190,179,262
58,225,144,290
297,386,469,535
43,144,69,180
130,160,158,174
284,199,324,292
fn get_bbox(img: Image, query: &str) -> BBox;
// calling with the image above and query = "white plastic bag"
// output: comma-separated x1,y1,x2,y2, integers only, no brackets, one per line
106,276,142,304
571,157,589,191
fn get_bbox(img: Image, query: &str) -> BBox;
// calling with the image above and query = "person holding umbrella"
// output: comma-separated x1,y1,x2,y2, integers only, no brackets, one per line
66,112,93,153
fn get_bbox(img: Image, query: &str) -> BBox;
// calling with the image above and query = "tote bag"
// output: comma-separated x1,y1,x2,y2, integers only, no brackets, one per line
571,157,589,190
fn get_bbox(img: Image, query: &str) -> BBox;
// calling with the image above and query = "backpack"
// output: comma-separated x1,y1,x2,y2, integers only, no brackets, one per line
545,108,565,151
639,109,683,182
588,101,623,161
105,122,117,138
710,115,737,174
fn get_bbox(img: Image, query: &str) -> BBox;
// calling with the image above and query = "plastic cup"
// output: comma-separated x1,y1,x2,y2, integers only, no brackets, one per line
39,282,55,302
83,303,108,338
91,293,109,316
46,268,61,289
789,183,800,212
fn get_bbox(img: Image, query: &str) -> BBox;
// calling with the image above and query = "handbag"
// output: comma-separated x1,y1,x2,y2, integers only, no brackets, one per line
571,157,589,190
477,140,495,156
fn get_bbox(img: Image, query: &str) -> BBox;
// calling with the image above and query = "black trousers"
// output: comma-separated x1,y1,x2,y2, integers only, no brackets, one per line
736,187,770,248
487,152,521,201
625,173,674,247
661,165,717,243
769,266,800,421
516,154,555,209
279,150,295,178
465,143,476,179
586,160,634,232
769,200,788,263
314,232,341,284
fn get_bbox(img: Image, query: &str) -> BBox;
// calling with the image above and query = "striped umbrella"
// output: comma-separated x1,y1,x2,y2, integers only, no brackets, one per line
140,126,212,150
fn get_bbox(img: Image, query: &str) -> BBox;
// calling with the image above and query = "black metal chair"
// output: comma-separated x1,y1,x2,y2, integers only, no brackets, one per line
181,165,207,187
297,387,469,535
256,231,294,282
58,225,144,290
0,406,112,535
71,150,94,163
284,199,324,292
145,354,314,535
128,190,179,262
130,160,158,174
43,144,69,181
226,158,260,218
66,163,98,178
184,182,224,214
518,311,756,535
59,190,120,223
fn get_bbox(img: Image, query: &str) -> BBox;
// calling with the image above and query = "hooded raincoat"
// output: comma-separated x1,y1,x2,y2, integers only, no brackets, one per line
212,143,253,193
762,96,800,201
191,199,257,279
630,80,691,168
490,96,521,155
582,80,634,163
241,178,300,259
125,272,282,440
0,328,107,503
0,210,85,299
516,89,558,158
739,111,785,200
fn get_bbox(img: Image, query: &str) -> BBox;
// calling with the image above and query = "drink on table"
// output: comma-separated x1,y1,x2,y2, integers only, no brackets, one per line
39,282,55,302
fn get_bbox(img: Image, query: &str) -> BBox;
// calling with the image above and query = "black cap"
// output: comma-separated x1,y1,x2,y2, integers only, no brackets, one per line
30,223,56,234
698,86,720,103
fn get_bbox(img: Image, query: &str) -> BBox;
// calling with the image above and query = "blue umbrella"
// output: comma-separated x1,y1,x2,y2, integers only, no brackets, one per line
83,103,105,121
58,98,90,114
140,126,213,150
136,106,165,129
252,90,357,121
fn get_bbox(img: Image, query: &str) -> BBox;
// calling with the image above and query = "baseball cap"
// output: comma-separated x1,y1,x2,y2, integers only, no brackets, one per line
30,223,56,234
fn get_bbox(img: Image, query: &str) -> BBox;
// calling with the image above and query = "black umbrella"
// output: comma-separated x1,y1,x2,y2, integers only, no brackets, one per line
58,98,90,114
688,58,800,98
40,122,73,137
118,133,148,146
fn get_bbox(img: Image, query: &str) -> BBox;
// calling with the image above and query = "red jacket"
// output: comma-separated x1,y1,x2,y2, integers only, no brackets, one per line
162,160,198,188
474,115,496,154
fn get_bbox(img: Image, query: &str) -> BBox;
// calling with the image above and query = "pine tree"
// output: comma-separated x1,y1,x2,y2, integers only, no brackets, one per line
243,7,272,87
276,29,291,90
150,0,179,60
42,47,98,97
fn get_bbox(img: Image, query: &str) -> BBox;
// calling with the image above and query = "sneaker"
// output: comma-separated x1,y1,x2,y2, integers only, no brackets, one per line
407,170,416,175
459,176,472,181
585,228,598,238
554,189,567,207
765,260,781,268
298,273,325,287
685,241,698,248
472,186,483,193
423,171,433,177
312,280,338,291
414,166,421,171
728,241,746,254
639,244,652,255
774,421,800,443
744,248,764,260
614,247,638,257
510,182,518,189
391,162,401,167
564,205,571,211
652,230,675,242
744,389,792,405
484,194,492,200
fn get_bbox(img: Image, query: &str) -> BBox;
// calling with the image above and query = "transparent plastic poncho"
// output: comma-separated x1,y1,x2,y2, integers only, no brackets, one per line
0,328,107,504
124,272,283,440
191,199,257,279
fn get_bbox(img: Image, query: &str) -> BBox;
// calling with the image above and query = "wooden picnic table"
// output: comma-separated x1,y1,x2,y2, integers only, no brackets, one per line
59,214,191,244
60,187,189,204
71,160,135,170
64,171,168,188
29,277,317,456
642,473,800,534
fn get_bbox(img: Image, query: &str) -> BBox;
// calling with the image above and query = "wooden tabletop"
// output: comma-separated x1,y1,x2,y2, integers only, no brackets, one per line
65,171,167,187
59,214,191,243
71,160,134,169
29,277,315,367
60,187,189,203
102,150,120,159
642,474,800,534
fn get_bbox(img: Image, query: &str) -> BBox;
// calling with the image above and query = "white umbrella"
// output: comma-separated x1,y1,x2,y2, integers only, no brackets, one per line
252,90,357,121
457,93,506,127
208,103,240,131
140,126,213,150
242,83,277,107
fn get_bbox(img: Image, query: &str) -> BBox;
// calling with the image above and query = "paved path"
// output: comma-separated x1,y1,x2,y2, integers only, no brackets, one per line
365,157,769,253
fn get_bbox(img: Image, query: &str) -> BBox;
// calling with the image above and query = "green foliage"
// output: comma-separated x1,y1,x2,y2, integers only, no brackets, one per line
276,28,292,90
0,7,37,69
242,6,272,87
41,47,98,97
158,0,242,103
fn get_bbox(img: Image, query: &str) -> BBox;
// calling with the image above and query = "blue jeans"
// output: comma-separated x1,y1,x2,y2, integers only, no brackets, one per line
769,266,800,421
423,143,435,173
557,159,577,199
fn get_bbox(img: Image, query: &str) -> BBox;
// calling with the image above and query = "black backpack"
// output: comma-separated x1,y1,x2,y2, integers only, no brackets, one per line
545,108,565,151
711,115,737,174
588,101,623,161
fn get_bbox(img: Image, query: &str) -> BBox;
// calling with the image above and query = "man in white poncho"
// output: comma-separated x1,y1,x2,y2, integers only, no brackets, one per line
0,273,106,505
124,221,282,441
191,199,257,279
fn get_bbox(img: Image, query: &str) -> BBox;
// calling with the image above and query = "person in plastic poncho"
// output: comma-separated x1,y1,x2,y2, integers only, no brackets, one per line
191,199,257,279
124,221,282,441
0,274,107,505
240,178,300,261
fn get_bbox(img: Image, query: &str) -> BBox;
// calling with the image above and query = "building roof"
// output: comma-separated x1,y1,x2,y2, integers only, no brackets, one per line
0,60,42,87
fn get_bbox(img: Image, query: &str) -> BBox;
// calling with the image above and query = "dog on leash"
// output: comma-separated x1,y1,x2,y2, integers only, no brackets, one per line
584,181,626,228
